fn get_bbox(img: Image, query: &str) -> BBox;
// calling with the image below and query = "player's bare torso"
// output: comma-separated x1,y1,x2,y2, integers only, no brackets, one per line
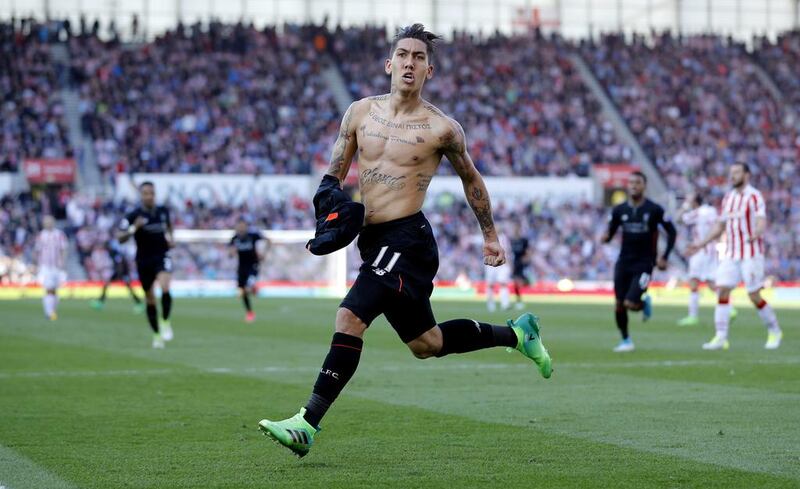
351,95,457,225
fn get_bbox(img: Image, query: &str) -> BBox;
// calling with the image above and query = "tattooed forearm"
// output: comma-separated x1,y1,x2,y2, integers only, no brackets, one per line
466,181,496,240
442,119,496,240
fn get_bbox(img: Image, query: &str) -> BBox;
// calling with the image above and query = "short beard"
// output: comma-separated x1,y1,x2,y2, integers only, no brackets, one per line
732,179,744,189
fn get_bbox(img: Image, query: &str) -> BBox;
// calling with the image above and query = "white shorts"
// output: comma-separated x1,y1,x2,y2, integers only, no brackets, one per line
715,257,764,293
688,252,717,282
38,266,66,290
485,264,511,285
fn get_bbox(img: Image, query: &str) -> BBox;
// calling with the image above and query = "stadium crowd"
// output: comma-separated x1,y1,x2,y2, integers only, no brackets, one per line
0,19,72,173
69,21,339,181
581,32,799,282
0,20,798,284
330,26,631,177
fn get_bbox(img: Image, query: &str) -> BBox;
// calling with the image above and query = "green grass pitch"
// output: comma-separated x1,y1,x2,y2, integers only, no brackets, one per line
1,297,798,488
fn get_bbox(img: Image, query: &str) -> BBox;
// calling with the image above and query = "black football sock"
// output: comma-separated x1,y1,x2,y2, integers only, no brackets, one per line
615,305,629,340
127,283,141,304
303,332,363,427
242,292,252,312
436,319,518,357
161,292,172,320
146,304,159,333
99,284,108,302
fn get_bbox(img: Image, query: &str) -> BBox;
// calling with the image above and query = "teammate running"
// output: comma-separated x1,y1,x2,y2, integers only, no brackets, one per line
687,163,782,350
117,182,174,349
35,215,68,321
602,171,677,352
229,218,265,323
90,236,144,313
257,24,551,458
509,223,530,310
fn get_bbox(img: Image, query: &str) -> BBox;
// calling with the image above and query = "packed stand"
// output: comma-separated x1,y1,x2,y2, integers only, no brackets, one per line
581,33,799,279
330,26,631,177
0,19,72,172
70,21,339,180
754,30,800,118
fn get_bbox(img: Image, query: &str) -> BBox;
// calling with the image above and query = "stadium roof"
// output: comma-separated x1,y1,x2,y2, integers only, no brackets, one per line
4,0,799,41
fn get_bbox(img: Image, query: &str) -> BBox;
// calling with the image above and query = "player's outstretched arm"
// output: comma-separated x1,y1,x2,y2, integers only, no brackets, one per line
325,102,360,184
441,119,505,267
657,213,677,270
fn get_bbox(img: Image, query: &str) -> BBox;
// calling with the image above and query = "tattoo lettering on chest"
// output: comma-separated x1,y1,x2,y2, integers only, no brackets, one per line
360,125,420,146
360,167,407,191
416,173,433,192
368,111,432,131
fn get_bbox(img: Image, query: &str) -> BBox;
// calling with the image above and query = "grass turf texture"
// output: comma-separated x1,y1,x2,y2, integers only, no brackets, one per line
0,298,798,489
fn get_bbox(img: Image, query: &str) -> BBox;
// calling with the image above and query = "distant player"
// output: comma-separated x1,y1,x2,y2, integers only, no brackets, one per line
117,182,174,349
675,192,719,326
229,218,265,323
35,215,68,321
602,171,677,352
484,230,512,311
509,223,529,310
687,163,782,350
258,24,551,458
90,237,144,313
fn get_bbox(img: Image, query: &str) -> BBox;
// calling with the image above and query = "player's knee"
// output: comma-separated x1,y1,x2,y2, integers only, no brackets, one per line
407,328,442,359
408,341,437,359
747,291,762,304
623,300,640,311
335,308,367,337
717,287,732,300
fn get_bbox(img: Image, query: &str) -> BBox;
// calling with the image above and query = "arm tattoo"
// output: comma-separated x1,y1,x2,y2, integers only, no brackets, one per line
326,105,354,179
440,119,496,239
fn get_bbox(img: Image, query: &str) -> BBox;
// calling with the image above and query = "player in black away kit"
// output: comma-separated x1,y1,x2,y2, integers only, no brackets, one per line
509,223,530,310
602,171,676,352
90,237,144,313
118,182,175,349
229,218,265,323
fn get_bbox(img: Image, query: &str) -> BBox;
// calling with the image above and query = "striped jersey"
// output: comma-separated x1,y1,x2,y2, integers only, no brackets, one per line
36,228,68,268
681,204,719,255
719,185,766,260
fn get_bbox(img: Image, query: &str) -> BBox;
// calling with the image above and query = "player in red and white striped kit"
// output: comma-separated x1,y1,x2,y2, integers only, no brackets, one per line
687,163,782,350
676,192,719,326
35,215,68,320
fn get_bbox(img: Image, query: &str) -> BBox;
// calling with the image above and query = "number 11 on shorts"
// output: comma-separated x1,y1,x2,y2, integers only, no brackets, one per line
372,246,401,273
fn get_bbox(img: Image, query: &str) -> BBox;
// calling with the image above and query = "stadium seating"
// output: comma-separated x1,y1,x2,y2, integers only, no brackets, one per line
331,27,631,176
69,22,339,177
0,19,72,172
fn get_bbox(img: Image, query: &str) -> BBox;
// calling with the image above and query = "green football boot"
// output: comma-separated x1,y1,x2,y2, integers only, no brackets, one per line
258,408,319,458
676,315,699,327
90,299,104,310
508,313,552,379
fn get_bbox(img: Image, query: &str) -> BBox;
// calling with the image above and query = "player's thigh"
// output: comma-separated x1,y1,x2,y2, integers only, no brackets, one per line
136,263,157,293
339,273,392,330
625,269,651,303
613,266,633,302
496,264,511,284
715,260,740,290
383,291,437,345
688,253,706,280
741,258,765,293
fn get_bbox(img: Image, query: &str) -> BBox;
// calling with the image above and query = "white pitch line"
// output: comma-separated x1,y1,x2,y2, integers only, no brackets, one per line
1,357,798,380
